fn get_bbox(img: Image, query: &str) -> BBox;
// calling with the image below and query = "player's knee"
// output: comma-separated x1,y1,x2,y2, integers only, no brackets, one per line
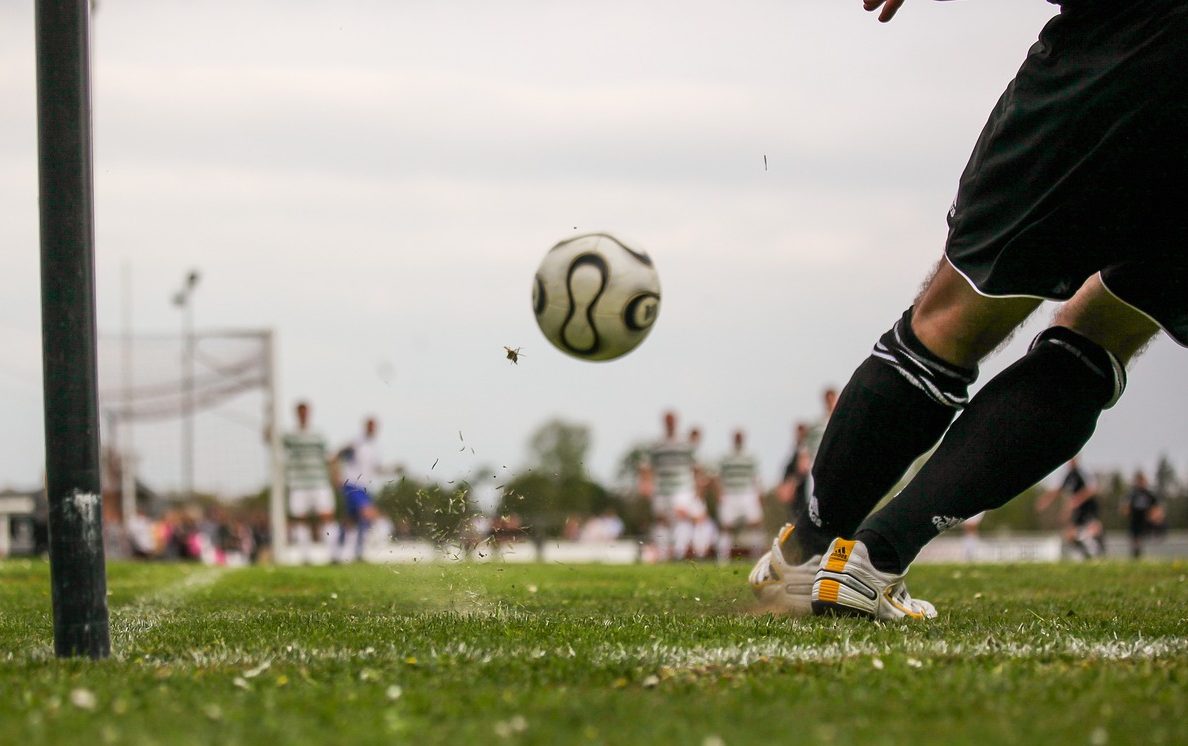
1029,326,1126,408
870,308,979,410
1054,275,1161,363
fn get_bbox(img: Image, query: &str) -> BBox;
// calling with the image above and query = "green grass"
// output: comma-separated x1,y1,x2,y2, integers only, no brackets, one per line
1,558,1185,745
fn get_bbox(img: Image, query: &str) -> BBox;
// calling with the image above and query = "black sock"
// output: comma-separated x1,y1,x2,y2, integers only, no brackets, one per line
855,528,903,574
794,308,976,558
858,327,1125,572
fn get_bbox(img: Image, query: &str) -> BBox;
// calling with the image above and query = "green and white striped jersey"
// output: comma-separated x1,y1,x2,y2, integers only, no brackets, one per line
719,451,758,494
649,439,697,497
282,430,331,490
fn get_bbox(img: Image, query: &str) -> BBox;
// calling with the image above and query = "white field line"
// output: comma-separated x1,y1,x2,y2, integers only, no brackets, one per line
12,567,232,662
138,635,1188,670
111,567,230,641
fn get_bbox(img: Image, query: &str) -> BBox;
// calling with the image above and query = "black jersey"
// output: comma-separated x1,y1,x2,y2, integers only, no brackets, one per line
1062,466,1100,526
1126,487,1159,515
1125,487,1160,535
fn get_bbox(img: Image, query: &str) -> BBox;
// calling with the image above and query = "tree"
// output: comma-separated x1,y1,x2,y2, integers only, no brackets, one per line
528,419,591,482
1155,454,1179,498
498,419,607,538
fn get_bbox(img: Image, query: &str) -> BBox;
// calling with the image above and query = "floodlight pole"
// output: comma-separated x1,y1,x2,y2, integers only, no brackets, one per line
173,270,200,503
35,0,111,658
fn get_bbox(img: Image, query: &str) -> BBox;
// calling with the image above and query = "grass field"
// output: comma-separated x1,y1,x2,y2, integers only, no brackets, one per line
1,558,1185,745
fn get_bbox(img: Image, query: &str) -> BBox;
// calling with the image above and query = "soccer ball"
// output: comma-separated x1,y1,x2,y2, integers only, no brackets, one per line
532,232,661,361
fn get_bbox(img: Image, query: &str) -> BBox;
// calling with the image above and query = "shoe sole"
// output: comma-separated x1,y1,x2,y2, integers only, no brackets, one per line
810,599,872,618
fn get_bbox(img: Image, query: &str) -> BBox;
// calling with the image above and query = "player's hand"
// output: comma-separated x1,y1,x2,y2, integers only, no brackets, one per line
864,0,905,22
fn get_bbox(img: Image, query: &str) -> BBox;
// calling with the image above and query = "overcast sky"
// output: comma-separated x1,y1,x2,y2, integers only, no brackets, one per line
1,0,1184,499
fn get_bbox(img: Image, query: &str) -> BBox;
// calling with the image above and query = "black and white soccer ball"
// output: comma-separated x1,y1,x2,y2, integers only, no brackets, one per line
532,233,661,361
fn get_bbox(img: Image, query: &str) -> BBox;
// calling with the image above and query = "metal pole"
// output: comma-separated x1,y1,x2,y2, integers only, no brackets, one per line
264,330,287,564
174,271,199,503
121,261,136,526
35,0,111,658
183,299,194,501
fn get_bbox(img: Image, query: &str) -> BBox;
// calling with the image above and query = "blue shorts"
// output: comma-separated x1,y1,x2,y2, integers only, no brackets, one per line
342,482,374,521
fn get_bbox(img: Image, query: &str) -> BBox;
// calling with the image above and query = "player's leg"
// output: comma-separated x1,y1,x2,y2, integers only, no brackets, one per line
692,516,716,560
1086,517,1106,558
745,502,765,558
352,494,378,561
816,0,1186,603
853,275,1160,575
961,512,984,562
792,258,1039,559
714,501,729,562
288,488,314,563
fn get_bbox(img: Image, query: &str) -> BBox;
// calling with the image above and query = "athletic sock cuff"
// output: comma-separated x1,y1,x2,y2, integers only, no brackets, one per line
871,307,979,410
854,527,904,574
1030,326,1127,409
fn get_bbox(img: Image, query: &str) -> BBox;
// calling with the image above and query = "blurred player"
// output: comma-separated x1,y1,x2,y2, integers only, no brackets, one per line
804,388,837,462
716,429,764,562
1037,457,1104,559
282,401,335,563
1120,470,1163,559
685,425,717,559
776,422,812,523
335,416,384,562
754,0,1186,620
961,511,986,562
637,411,697,562
775,390,835,526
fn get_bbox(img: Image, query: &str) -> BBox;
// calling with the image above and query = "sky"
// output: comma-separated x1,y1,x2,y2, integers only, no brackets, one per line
1,0,1185,499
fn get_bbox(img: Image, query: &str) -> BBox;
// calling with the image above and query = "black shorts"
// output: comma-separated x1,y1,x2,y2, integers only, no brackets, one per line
1128,512,1151,538
1072,498,1100,527
944,0,1188,345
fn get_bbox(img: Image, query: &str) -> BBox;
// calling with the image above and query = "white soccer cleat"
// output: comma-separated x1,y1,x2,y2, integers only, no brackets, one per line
811,538,937,621
748,524,821,616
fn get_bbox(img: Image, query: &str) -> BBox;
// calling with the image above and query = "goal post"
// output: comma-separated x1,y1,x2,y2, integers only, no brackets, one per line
265,330,287,564
36,0,110,659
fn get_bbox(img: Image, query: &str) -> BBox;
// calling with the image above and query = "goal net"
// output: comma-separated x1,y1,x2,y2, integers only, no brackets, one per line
97,329,284,551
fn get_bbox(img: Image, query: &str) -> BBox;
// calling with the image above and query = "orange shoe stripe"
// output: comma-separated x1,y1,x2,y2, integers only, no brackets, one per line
824,539,855,573
817,579,840,603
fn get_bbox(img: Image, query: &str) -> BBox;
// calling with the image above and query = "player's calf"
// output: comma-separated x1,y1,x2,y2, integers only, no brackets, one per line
800,307,977,557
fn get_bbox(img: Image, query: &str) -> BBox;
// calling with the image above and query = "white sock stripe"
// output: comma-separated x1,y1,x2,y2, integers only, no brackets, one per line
886,359,967,409
892,324,971,382
889,364,964,409
873,327,972,409
1045,337,1127,408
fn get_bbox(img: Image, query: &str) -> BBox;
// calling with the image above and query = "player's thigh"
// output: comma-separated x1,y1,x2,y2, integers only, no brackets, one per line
1054,274,1161,364
911,258,1041,368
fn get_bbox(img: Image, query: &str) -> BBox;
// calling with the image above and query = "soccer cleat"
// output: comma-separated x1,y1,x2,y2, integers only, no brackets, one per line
811,538,937,620
748,524,821,616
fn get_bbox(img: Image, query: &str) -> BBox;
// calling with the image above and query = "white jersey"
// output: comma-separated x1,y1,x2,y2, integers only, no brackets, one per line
340,436,381,488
